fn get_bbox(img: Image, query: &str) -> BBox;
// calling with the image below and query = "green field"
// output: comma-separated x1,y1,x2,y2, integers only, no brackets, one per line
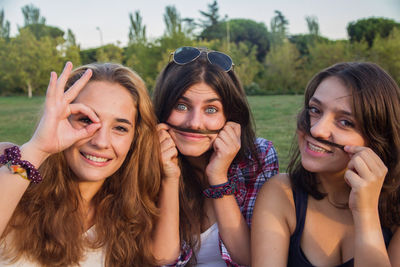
0,95,303,171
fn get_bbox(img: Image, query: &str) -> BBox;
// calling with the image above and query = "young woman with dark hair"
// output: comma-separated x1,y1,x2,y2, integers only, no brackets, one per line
152,47,279,266
0,62,167,266
251,62,400,267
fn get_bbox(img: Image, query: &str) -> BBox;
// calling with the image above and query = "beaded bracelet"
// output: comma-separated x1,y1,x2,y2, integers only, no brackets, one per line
203,177,238,199
0,146,43,184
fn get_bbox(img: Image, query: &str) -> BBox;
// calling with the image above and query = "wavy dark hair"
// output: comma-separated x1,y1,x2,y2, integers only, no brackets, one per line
1,63,162,266
153,52,260,265
287,62,400,228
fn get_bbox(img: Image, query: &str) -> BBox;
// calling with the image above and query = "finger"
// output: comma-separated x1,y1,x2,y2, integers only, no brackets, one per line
160,136,176,152
158,129,173,144
347,155,372,181
45,71,58,101
56,62,73,98
74,122,101,140
347,147,386,176
157,123,171,132
344,145,367,155
225,121,241,137
69,103,100,123
344,169,364,189
64,69,93,103
162,145,179,161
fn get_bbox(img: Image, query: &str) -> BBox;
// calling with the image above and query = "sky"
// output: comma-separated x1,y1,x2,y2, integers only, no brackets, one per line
1,0,399,49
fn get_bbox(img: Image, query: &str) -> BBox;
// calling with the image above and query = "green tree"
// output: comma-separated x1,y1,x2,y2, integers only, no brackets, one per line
199,0,220,28
260,40,302,94
96,44,123,63
63,29,81,65
306,16,319,36
369,28,400,84
200,19,270,61
222,42,260,90
199,0,221,40
6,28,63,97
128,10,147,44
20,4,64,41
347,17,400,47
0,9,10,39
270,10,289,47
164,6,182,37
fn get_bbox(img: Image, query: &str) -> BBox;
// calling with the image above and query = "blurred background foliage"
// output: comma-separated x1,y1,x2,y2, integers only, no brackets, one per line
0,1,399,97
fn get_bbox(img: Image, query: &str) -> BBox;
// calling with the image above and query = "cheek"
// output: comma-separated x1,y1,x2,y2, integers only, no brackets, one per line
114,135,134,159
166,110,183,124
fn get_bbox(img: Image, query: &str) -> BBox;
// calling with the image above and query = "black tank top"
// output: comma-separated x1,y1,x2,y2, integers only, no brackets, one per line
287,188,392,267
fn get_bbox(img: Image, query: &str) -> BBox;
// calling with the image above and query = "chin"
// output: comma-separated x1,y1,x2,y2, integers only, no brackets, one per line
177,145,211,158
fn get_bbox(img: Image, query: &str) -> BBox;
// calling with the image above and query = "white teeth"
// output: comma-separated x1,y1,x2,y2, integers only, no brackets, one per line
308,142,329,153
84,154,108,163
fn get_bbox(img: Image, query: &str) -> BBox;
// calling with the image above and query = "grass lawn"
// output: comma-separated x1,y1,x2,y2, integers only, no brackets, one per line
0,95,303,171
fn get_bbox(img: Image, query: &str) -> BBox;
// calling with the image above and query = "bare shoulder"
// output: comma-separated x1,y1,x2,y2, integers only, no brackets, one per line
0,142,16,154
253,173,297,240
256,173,295,216
258,173,293,201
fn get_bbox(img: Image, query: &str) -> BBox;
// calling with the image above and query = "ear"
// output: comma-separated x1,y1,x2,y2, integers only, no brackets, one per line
0,142,17,154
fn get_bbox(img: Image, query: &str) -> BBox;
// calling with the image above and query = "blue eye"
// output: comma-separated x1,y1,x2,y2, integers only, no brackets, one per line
175,103,188,111
205,107,217,114
308,106,320,115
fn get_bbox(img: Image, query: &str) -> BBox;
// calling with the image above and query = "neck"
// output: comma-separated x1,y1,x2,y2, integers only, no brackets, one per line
185,150,212,185
316,170,350,206
78,180,105,230
186,150,212,171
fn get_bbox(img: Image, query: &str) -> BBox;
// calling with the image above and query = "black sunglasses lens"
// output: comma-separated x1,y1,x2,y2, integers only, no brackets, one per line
208,51,233,71
173,47,201,65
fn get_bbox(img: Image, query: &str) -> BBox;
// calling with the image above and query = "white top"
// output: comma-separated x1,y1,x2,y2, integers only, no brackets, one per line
196,223,226,267
0,226,105,267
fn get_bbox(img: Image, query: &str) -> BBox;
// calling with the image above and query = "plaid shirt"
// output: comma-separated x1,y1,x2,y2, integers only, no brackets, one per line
166,138,279,267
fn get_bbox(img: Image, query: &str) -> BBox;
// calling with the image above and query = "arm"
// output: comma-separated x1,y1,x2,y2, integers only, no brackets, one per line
344,146,391,267
205,122,251,265
251,174,294,267
152,123,181,265
0,62,100,237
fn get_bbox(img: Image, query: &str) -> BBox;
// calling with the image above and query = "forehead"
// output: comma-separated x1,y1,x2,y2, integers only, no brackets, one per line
182,82,220,99
312,76,352,105
75,81,136,119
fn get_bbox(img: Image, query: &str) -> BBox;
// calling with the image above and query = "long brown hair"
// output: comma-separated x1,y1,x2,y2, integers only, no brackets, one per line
1,63,162,266
287,62,400,227
153,52,259,264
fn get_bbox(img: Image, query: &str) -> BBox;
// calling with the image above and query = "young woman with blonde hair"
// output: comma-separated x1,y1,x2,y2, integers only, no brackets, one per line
0,62,167,266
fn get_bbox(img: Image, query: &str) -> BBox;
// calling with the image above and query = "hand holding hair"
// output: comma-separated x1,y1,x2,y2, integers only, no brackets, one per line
206,121,241,185
344,145,387,213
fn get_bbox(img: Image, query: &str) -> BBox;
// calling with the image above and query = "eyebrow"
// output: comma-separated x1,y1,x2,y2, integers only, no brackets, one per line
180,96,222,104
309,96,353,116
116,118,133,126
93,111,133,126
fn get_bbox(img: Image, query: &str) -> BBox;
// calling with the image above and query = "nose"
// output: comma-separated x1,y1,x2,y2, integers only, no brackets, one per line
90,126,111,149
185,108,203,129
309,115,333,140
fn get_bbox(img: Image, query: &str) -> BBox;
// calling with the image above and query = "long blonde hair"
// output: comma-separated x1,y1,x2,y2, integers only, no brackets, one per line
1,63,162,266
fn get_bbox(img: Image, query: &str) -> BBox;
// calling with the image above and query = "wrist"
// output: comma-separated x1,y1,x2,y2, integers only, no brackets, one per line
20,142,51,168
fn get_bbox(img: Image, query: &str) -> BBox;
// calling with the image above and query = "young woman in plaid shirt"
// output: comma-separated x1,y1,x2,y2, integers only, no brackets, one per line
151,47,279,266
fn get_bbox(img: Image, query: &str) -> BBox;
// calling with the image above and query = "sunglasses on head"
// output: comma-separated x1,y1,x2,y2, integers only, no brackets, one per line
171,46,234,72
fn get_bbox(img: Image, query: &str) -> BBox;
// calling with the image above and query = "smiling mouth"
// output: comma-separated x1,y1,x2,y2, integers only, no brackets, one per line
308,142,332,153
166,122,221,134
81,152,109,163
